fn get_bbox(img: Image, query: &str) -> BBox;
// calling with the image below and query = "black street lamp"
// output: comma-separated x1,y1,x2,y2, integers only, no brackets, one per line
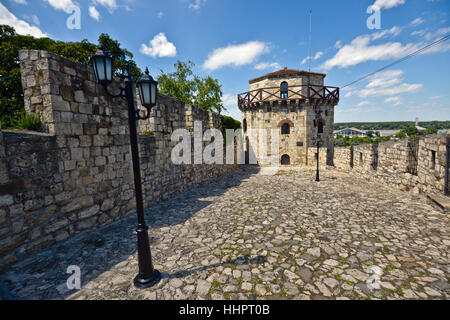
315,134,322,182
314,107,324,182
90,49,161,288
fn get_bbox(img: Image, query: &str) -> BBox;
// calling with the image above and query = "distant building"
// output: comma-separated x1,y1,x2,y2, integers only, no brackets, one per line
378,130,400,137
334,127,367,137
237,67,340,166
415,117,426,131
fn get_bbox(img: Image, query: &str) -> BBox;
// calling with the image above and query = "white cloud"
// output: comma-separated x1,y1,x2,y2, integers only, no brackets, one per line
423,26,450,40
0,3,46,37
189,0,207,10
140,33,177,58
356,101,371,107
157,11,164,19
371,26,401,40
366,70,404,88
321,35,421,69
334,41,342,49
203,41,269,71
254,62,281,71
44,0,76,13
384,96,402,105
221,93,236,107
372,0,405,10
94,0,117,13
89,6,100,21
411,29,426,37
301,51,324,65
360,83,422,98
357,70,423,98
410,17,424,26
12,0,27,4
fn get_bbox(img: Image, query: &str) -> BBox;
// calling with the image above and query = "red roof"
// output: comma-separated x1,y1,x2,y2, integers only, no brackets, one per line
249,67,326,83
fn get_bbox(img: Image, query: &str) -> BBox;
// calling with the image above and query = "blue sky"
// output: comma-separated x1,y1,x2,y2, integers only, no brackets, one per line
1,0,449,123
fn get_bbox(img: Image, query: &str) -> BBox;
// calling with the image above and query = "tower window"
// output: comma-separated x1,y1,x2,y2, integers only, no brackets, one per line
431,150,436,169
281,123,290,135
243,119,247,133
280,81,288,99
318,120,324,134
281,154,290,165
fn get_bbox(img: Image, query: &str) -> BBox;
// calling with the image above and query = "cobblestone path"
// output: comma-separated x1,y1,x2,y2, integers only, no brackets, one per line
0,166,448,300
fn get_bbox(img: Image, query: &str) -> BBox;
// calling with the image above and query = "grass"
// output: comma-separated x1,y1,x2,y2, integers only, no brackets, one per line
5,112,42,131
141,131,154,136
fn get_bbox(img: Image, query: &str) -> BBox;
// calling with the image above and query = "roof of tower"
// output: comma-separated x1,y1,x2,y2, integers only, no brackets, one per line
249,67,326,84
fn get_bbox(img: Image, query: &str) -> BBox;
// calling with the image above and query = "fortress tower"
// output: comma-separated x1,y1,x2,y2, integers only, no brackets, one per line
237,67,339,166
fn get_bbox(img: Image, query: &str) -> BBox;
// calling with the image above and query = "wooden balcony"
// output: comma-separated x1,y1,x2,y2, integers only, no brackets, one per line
237,84,339,110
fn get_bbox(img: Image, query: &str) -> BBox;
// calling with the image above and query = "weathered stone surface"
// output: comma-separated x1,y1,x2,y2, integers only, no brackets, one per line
1,166,447,300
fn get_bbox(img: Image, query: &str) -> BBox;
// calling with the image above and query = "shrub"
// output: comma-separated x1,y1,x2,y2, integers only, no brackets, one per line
9,112,43,131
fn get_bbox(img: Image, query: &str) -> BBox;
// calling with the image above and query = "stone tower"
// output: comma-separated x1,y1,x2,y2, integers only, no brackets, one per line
237,67,339,166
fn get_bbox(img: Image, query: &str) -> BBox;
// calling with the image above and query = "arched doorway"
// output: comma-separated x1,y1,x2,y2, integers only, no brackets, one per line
281,154,290,165
281,123,290,135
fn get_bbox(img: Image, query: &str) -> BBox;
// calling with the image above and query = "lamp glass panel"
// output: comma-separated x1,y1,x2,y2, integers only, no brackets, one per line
95,57,105,81
91,60,99,82
151,83,156,105
105,57,112,81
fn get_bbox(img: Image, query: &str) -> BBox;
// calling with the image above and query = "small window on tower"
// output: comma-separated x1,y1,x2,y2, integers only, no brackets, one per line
280,81,288,99
318,121,324,134
281,123,290,135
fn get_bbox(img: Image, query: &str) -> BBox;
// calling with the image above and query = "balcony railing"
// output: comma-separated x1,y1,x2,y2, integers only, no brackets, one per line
237,84,339,109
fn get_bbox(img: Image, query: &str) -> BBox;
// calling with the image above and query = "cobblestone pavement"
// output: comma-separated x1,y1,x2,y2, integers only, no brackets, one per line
0,166,448,300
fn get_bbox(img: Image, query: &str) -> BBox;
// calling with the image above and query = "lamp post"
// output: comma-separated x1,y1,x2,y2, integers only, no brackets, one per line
90,49,161,288
315,134,322,182
314,106,323,182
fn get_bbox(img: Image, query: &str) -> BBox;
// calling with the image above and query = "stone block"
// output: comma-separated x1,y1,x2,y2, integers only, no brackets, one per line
0,195,14,207
61,196,94,213
79,205,100,219
44,217,69,234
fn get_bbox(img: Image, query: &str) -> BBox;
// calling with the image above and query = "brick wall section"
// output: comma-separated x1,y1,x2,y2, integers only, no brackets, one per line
0,50,236,270
334,147,352,170
417,134,448,194
333,134,449,195
352,144,378,173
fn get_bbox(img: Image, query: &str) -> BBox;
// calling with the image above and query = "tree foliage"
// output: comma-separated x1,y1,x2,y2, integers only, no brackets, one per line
334,121,450,131
0,25,140,128
157,60,224,114
334,135,390,147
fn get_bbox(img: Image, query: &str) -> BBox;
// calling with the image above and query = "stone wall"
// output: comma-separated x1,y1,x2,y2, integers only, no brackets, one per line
333,146,352,170
417,134,448,194
0,50,236,271
333,134,449,195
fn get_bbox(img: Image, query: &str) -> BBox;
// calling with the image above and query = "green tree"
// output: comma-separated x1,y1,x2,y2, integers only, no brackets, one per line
0,25,140,128
194,76,224,114
97,33,141,80
425,126,438,135
157,60,197,105
158,60,224,114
